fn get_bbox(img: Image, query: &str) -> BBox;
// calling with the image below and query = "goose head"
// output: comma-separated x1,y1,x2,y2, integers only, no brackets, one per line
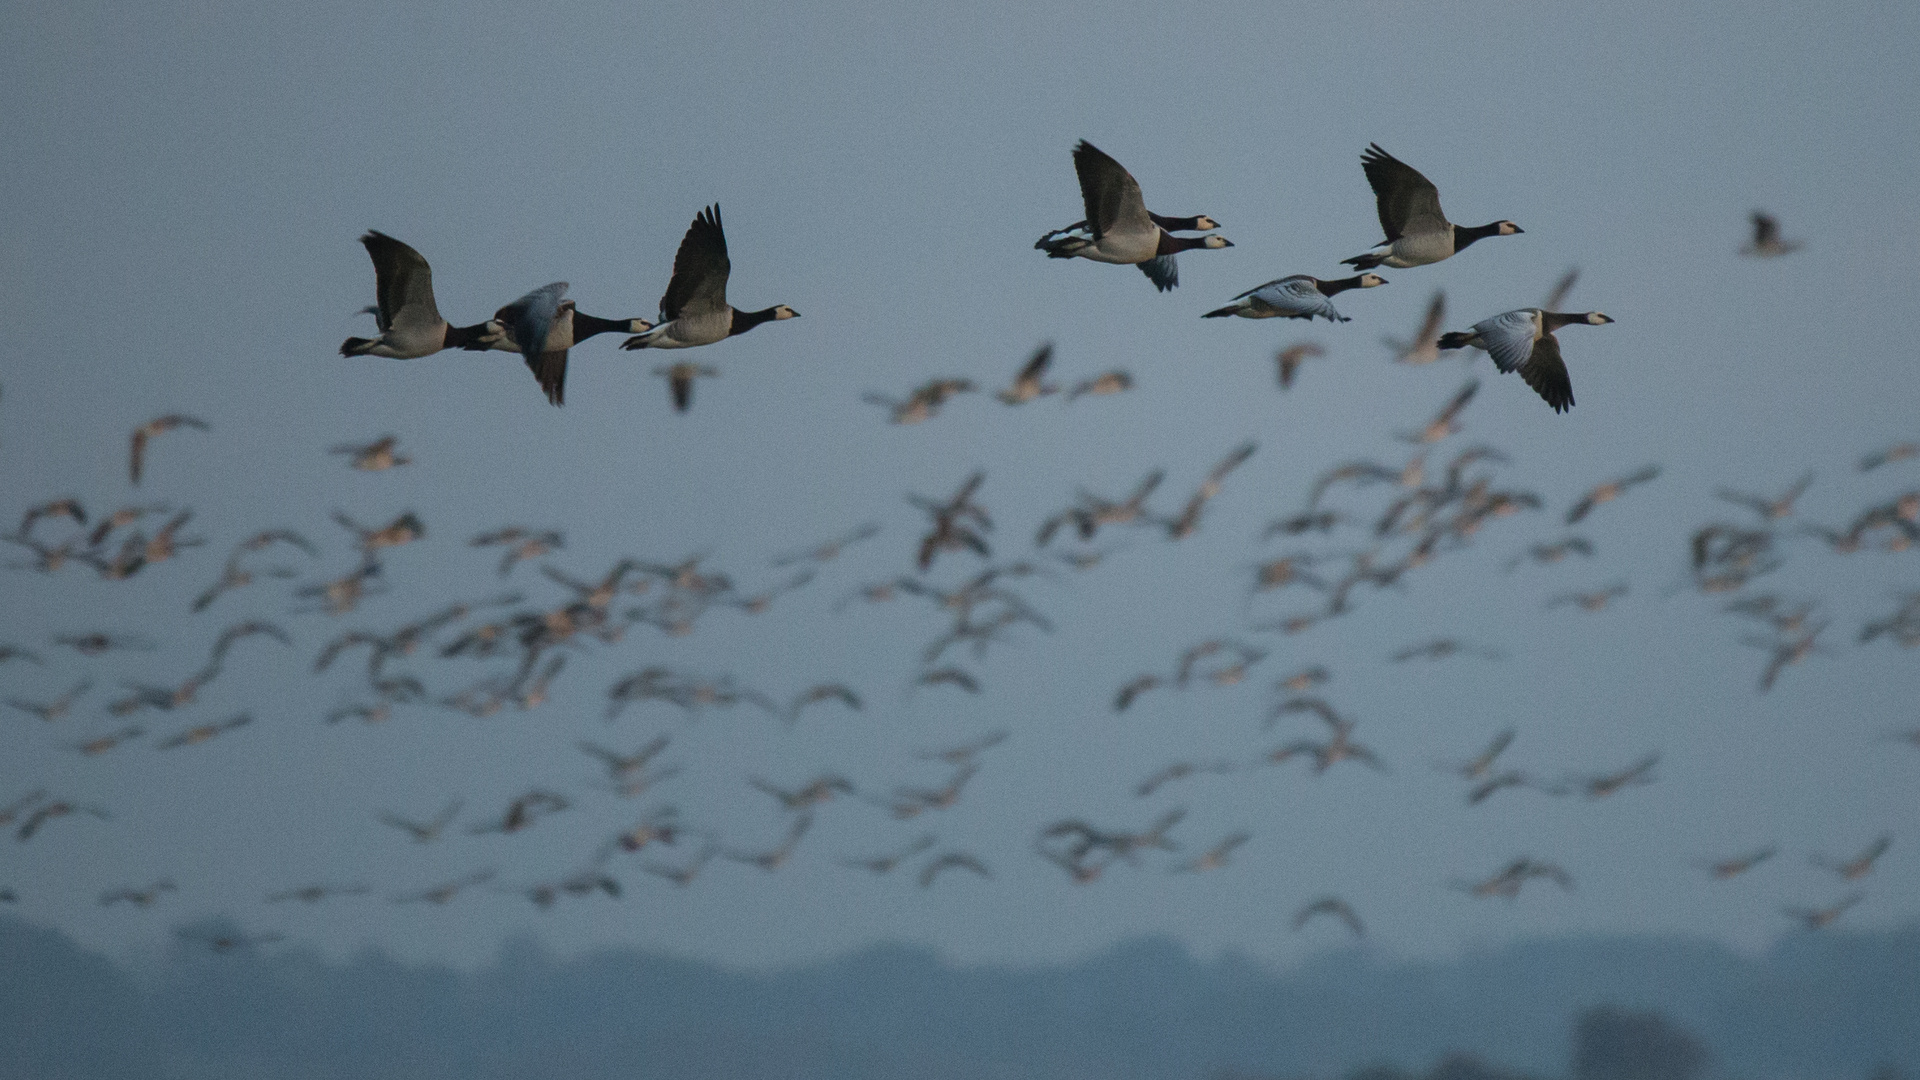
1199,235,1233,249
1356,274,1388,288
771,305,801,320
1581,312,1614,325
1494,221,1524,235
1192,215,1221,231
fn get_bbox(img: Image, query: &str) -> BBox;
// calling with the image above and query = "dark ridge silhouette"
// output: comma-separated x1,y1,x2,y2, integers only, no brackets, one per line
1,917,1915,1080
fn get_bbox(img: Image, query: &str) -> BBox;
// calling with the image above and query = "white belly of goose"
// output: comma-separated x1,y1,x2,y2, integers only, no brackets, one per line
1378,231,1455,268
1077,228,1161,266
631,310,732,349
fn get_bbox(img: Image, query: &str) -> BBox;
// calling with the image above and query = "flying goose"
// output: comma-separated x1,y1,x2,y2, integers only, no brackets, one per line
1065,370,1133,401
1034,141,1232,292
129,414,209,486
996,344,1059,404
1438,309,1613,413
1203,274,1386,322
1383,291,1446,363
1741,212,1803,257
1276,342,1326,389
466,285,653,406
655,363,719,412
340,231,490,358
620,205,797,350
1342,145,1521,270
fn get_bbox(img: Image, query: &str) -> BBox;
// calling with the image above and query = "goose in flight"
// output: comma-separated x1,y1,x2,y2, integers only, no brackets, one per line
1293,896,1365,937
1566,465,1660,524
1438,309,1614,413
1034,141,1232,292
329,435,410,471
655,362,719,412
996,344,1059,404
1343,145,1521,270
1437,728,1516,781
1716,472,1814,522
621,205,797,350
1699,845,1777,879
1784,892,1862,929
1811,835,1892,881
339,231,490,358
1203,274,1385,322
467,283,652,406
129,414,209,486
1741,212,1803,257
1384,291,1446,363
918,851,992,887
1066,370,1133,401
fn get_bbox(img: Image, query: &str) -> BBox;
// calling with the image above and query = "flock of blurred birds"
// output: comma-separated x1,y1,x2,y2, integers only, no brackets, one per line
0,142,1914,957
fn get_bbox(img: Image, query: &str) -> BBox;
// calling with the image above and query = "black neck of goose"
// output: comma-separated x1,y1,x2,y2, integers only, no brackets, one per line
1156,232,1214,255
1452,222,1506,250
1541,311,1591,332
1149,213,1207,232
1316,275,1370,297
571,311,639,341
729,307,781,336
443,322,490,349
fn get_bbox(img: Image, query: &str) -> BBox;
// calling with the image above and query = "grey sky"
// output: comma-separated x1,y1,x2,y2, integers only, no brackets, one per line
1,0,1916,970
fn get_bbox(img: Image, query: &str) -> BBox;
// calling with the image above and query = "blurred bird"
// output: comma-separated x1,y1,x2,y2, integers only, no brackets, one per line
329,435,410,471
1383,291,1446,363
1784,893,1862,929
1699,846,1777,880
655,363,719,412
1276,342,1327,390
1401,381,1479,444
1811,835,1892,881
842,835,937,875
129,414,209,486
1066,370,1133,401
1293,896,1365,937
1741,212,1803,257
1171,832,1249,874
376,800,462,843
996,344,1059,404
1566,466,1661,524
1716,473,1814,522
918,852,992,887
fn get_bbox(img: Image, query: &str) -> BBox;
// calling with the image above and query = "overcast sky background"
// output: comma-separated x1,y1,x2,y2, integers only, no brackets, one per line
0,0,1916,972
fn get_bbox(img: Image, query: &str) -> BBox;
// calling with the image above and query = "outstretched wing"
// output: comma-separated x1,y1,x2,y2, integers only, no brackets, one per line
1137,254,1178,292
659,205,731,323
360,231,442,333
1517,333,1576,413
1073,141,1153,239
1018,343,1053,382
1360,144,1447,241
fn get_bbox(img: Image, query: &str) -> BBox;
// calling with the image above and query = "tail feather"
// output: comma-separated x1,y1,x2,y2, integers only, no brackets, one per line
340,337,376,356
1342,252,1386,271
1201,305,1240,318
1437,332,1473,350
